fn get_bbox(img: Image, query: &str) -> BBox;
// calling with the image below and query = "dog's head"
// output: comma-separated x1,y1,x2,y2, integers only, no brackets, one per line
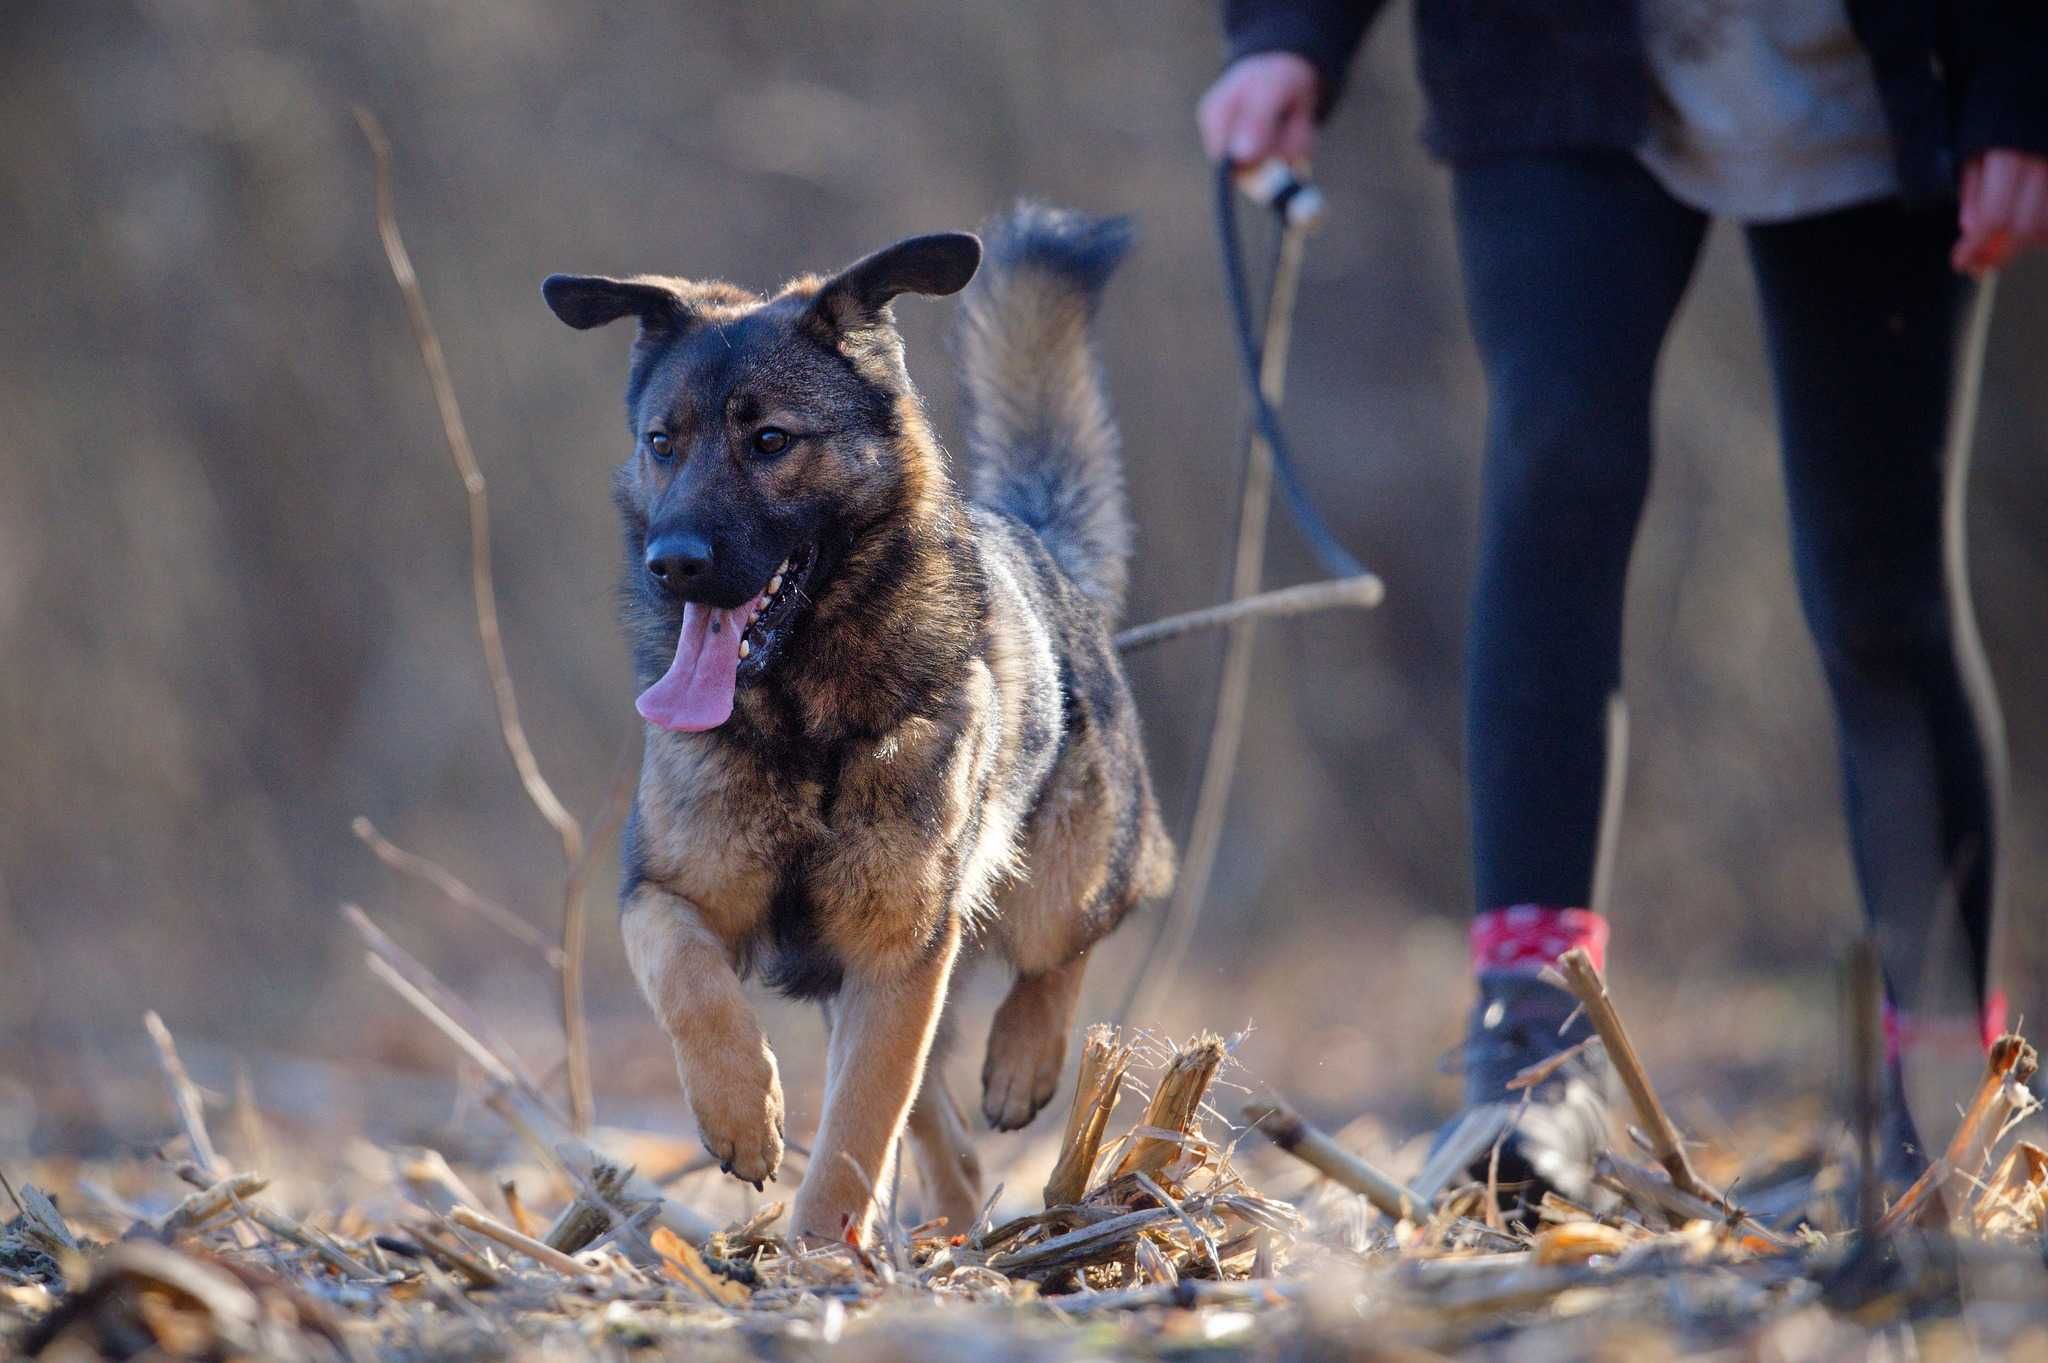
544,232,981,732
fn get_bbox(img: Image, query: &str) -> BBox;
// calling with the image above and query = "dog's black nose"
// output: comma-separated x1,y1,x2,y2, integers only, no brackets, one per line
645,533,714,592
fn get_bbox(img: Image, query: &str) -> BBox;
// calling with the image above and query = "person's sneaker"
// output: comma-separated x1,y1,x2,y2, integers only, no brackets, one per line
1422,972,1615,1212
1875,1066,1932,1200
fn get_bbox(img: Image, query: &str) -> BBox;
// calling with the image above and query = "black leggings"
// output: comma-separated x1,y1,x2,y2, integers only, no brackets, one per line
1454,150,2001,1012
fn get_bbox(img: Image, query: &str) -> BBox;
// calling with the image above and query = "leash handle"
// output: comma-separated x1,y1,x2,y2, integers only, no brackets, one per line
1234,159,1326,231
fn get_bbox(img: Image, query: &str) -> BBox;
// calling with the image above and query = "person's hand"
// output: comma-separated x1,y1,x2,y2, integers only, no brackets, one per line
1197,52,1322,166
1954,149,2048,275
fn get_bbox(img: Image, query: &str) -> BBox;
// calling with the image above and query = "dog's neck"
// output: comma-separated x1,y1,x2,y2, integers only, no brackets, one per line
736,429,987,746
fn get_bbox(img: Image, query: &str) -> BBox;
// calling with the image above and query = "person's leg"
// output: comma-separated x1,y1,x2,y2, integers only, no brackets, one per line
1745,200,2003,1189
1744,203,2001,1026
1459,153,1708,923
1447,150,1707,1204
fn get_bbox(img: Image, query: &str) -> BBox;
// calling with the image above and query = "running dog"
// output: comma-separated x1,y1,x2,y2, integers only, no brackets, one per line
542,204,1173,1244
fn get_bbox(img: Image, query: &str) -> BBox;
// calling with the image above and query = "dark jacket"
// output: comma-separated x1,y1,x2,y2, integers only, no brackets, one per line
1224,0,2048,201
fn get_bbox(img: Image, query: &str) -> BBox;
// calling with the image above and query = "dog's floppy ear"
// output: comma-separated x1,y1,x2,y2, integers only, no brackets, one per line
541,274,686,332
807,232,982,331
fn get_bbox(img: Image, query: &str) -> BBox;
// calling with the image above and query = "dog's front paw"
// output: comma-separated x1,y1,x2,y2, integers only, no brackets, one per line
981,999,1069,1131
679,1041,785,1188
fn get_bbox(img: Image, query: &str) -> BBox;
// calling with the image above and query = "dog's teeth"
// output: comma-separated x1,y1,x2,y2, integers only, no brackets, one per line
768,574,783,596
739,638,751,659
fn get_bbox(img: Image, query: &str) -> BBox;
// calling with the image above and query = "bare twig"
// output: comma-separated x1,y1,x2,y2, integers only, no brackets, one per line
355,108,583,873
342,904,556,1108
357,105,594,1130
558,732,637,1136
448,1205,593,1278
353,817,564,967
1550,948,1719,1206
143,1012,224,1180
1243,1098,1425,1221
1112,575,1383,653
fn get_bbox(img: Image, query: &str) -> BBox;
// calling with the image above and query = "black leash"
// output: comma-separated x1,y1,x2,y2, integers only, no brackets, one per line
1117,162,1381,1025
1212,160,1367,581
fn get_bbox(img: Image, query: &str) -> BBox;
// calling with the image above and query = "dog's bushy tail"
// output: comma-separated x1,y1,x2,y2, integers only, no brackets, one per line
957,203,1136,615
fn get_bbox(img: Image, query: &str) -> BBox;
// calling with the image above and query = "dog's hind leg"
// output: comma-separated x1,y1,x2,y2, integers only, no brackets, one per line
906,1076,983,1232
981,954,1086,1131
791,916,962,1245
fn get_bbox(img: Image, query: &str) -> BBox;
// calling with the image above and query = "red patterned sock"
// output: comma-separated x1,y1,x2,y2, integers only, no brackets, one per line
1882,988,2009,1064
1470,905,1610,976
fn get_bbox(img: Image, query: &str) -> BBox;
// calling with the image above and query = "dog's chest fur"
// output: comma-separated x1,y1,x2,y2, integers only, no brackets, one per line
629,612,1051,992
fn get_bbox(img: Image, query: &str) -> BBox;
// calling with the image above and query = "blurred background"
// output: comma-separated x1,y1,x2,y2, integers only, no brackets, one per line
3,2,2045,1175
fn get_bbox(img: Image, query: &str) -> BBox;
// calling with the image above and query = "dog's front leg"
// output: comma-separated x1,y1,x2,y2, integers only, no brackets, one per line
792,916,962,1244
622,887,784,1187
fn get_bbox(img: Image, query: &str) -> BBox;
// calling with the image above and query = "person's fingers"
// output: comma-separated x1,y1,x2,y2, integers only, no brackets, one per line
1229,85,1285,164
1275,98,1316,165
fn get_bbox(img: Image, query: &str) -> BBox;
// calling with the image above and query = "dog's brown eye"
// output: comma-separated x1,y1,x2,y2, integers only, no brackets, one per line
647,432,672,459
751,427,790,457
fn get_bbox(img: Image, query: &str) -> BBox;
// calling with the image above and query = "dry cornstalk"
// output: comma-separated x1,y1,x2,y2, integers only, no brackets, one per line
172,1163,378,1280
143,1012,223,1180
398,1148,488,1217
1043,1026,1133,1207
543,1160,639,1254
501,1180,536,1239
1243,1098,1426,1222
1112,1034,1227,1181
357,107,592,1134
155,1173,268,1241
1876,1033,2039,1234
447,1205,593,1278
1974,1139,2048,1236
402,1226,500,1289
1593,1154,1791,1248
1550,948,1720,1206
986,1206,1175,1275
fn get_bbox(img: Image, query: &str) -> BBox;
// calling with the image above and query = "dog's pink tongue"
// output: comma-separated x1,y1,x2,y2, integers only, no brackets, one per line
637,603,741,732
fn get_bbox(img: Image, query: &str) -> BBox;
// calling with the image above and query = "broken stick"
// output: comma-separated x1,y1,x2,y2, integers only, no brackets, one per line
1243,1098,1426,1221
1550,948,1719,1207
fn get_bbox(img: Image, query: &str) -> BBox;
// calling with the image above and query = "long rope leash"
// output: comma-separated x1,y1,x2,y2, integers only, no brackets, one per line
1117,162,1380,1024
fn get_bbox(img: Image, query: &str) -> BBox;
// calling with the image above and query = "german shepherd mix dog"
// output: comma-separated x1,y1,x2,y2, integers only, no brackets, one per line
542,205,1173,1244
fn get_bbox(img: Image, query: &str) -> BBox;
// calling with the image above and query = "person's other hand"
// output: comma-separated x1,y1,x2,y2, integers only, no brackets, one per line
1954,149,2048,275
1197,53,1321,166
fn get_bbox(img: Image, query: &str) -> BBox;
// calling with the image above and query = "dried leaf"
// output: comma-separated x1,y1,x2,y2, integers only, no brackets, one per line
1530,1221,1633,1266
649,1225,750,1306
